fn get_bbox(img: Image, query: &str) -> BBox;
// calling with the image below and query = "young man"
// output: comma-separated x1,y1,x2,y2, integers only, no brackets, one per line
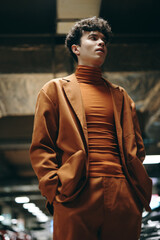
30,17,152,240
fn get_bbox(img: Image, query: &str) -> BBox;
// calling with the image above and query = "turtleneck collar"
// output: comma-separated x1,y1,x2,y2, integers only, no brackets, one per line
75,65,103,85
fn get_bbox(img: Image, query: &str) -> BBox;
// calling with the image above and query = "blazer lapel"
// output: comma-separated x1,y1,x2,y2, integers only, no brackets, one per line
62,74,88,145
111,88,123,124
103,78,123,126
62,75,123,147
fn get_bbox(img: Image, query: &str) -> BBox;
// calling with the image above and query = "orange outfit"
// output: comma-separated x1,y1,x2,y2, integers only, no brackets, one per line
52,65,142,240
76,65,124,177
30,66,152,240
53,177,142,240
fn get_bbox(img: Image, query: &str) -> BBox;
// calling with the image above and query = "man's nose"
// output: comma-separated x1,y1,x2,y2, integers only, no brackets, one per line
98,39,105,46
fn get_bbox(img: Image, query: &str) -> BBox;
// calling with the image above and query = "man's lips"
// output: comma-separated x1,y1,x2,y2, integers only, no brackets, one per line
95,48,105,53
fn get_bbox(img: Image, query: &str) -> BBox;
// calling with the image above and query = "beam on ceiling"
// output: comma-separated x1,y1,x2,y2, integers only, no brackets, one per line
0,143,30,150
56,0,102,34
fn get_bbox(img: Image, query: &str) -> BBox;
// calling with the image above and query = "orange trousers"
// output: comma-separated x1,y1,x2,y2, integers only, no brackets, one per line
53,177,142,240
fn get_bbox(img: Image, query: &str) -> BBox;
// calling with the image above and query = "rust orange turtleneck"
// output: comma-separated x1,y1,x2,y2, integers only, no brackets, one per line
75,65,125,178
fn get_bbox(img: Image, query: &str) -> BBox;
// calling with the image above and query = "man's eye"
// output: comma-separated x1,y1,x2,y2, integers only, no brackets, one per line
90,36,97,40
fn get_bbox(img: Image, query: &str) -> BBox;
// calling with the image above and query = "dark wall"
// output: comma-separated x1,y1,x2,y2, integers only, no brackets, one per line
100,0,160,34
0,0,56,34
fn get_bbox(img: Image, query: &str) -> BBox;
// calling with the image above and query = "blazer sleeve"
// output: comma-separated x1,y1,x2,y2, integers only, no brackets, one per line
30,88,59,205
129,96,146,163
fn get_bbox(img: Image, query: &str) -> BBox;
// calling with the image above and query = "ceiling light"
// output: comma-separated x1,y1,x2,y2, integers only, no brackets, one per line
28,206,40,213
150,194,160,210
37,214,49,222
23,202,49,222
0,215,4,221
11,219,18,224
15,196,30,203
23,203,35,209
143,155,160,164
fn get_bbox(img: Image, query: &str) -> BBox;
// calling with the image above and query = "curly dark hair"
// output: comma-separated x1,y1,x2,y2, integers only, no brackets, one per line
65,16,112,62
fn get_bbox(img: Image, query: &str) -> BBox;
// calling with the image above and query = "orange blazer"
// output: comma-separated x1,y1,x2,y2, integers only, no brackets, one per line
30,74,152,215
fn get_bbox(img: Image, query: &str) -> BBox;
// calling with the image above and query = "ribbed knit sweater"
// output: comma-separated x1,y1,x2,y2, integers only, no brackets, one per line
76,65,124,177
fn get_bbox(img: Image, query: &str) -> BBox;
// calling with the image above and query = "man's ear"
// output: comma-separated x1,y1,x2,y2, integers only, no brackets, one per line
71,44,80,56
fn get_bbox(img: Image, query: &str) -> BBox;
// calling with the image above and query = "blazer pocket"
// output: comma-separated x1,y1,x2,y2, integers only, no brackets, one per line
57,150,86,198
127,157,152,211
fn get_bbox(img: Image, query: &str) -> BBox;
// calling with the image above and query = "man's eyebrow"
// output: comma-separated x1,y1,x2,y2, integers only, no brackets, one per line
88,33,98,37
88,33,107,41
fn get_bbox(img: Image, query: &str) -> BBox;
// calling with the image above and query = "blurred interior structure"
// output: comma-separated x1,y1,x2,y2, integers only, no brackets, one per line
0,0,160,239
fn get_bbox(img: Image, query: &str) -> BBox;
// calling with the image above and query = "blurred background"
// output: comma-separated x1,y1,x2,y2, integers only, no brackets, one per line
0,0,160,239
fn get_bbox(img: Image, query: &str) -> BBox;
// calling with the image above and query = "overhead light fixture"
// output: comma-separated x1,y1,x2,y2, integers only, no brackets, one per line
11,219,18,224
23,202,49,222
149,194,160,210
0,215,4,221
37,214,49,222
23,203,35,209
143,155,160,164
15,196,30,204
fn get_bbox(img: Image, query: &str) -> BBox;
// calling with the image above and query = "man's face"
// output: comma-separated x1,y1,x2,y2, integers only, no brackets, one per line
73,31,107,67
